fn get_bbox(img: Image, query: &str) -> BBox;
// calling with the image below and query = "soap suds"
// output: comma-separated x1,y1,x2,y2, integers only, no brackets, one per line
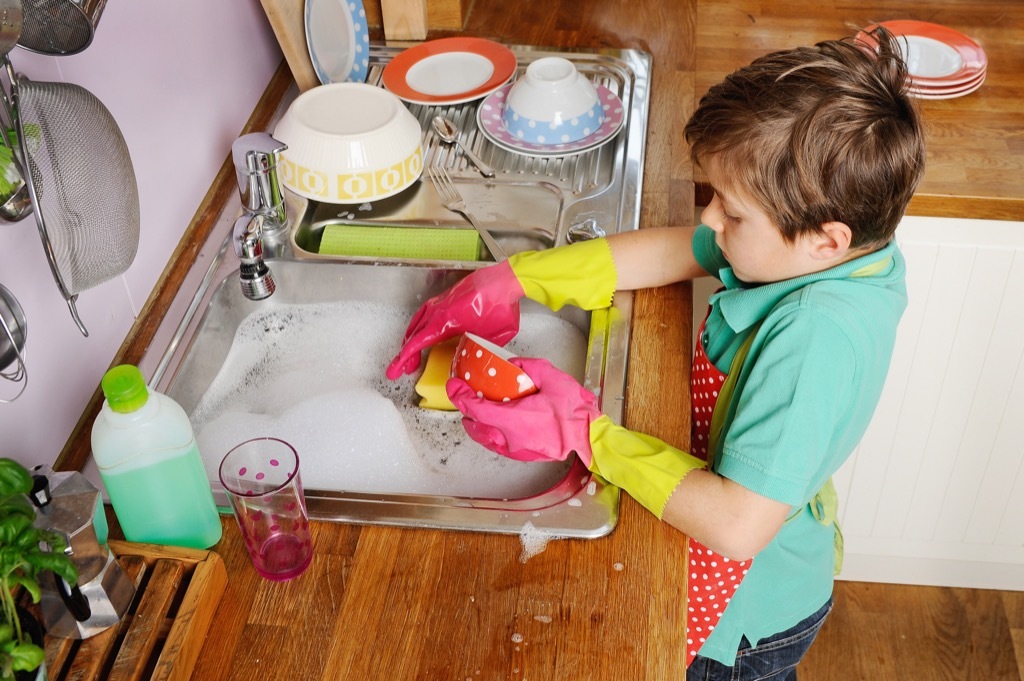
188,301,588,499
519,521,557,562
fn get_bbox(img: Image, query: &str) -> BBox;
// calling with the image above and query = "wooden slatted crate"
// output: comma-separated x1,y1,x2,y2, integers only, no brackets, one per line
25,540,227,681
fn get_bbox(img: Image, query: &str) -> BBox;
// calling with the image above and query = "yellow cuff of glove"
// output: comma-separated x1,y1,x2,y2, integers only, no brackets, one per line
588,415,705,518
508,238,616,311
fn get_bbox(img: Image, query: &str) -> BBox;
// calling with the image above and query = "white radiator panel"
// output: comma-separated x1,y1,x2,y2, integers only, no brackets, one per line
833,215,1024,589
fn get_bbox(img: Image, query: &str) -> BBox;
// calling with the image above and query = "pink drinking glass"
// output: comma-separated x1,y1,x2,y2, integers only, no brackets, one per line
219,437,313,581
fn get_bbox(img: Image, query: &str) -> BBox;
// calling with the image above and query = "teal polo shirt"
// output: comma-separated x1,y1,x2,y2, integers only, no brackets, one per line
690,225,907,665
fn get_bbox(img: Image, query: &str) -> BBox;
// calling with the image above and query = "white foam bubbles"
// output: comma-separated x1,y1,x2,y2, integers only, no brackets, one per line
190,300,589,499
519,520,558,562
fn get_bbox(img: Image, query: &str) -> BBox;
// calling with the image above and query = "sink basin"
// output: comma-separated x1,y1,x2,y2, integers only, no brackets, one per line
161,260,620,536
132,44,651,539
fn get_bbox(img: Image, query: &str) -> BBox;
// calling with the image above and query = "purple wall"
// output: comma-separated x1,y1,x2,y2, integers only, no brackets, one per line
0,1,283,467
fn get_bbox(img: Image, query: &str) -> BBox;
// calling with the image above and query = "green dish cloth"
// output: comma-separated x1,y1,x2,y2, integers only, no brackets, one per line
318,224,481,260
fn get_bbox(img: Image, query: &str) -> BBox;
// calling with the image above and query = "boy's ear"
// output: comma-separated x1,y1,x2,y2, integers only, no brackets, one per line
807,221,853,261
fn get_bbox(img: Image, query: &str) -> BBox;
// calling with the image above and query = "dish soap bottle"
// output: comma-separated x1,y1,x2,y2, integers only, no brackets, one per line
90,364,222,549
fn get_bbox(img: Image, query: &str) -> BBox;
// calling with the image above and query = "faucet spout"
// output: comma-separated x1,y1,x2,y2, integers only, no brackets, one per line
231,131,288,301
233,214,276,300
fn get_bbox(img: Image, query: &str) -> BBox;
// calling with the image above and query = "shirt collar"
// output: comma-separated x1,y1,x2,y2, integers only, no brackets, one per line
710,242,898,333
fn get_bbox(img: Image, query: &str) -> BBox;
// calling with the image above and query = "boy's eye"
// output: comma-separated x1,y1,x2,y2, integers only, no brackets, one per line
723,213,740,223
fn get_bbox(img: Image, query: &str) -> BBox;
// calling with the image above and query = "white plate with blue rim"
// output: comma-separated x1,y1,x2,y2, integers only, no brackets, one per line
305,0,371,84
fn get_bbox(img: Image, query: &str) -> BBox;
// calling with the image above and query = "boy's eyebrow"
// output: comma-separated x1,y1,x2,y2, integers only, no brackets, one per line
710,184,741,214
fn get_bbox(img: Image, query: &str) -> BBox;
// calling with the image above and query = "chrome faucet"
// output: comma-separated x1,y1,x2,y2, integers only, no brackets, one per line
233,213,276,300
231,132,288,300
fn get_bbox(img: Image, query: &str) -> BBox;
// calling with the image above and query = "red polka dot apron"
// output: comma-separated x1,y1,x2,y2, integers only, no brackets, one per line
685,317,752,667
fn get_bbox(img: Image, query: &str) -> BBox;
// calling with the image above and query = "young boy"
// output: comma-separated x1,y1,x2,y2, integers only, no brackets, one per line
386,27,924,679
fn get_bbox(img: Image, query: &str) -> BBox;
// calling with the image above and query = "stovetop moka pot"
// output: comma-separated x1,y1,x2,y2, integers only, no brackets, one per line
30,469,136,639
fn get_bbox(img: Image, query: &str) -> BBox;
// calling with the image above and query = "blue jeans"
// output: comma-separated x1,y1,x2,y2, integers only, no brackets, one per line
687,597,833,681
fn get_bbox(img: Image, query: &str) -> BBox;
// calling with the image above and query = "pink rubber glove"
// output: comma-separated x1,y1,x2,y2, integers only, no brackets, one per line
385,261,526,380
449,356,707,519
445,357,602,464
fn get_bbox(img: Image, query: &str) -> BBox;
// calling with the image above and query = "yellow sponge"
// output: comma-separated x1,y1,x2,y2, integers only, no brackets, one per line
319,224,481,260
414,339,460,410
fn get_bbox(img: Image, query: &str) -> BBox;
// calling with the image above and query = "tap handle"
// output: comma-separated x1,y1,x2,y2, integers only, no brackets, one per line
233,214,265,263
232,133,288,226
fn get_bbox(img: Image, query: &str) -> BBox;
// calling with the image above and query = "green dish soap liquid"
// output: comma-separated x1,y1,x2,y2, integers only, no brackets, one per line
91,364,222,549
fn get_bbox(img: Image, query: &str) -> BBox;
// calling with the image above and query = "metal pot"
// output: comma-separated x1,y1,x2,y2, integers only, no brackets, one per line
0,0,32,223
29,470,136,639
0,282,27,403
0,0,21,56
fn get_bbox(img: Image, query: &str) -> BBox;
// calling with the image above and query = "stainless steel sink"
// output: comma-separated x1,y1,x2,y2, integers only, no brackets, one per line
126,44,651,539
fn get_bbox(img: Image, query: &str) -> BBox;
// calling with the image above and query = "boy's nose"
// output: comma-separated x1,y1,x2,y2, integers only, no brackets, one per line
701,205,724,232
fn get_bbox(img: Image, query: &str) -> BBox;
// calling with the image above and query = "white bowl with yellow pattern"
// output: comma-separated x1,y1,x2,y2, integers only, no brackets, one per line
274,83,423,204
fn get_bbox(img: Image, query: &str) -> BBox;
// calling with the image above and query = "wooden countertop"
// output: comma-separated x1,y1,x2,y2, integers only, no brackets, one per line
54,1,1022,679
692,1,1024,222
187,3,699,678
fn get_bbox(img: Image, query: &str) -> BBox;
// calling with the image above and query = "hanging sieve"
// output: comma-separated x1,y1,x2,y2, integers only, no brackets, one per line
9,60,139,336
17,0,106,56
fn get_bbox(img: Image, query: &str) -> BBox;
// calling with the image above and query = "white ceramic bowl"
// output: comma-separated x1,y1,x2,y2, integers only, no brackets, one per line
501,57,604,145
274,83,423,204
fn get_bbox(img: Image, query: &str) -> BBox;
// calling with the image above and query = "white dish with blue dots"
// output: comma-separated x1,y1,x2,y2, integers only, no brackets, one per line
305,0,371,85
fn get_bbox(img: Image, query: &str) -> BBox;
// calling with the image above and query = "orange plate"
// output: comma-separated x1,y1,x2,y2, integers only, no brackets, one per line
857,20,987,87
909,73,986,100
908,69,986,96
382,37,517,106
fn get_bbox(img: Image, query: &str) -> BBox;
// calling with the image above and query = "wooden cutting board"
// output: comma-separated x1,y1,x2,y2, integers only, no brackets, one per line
259,0,320,92
29,541,227,681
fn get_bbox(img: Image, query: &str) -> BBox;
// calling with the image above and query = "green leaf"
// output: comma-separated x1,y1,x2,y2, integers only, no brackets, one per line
0,514,33,547
0,460,31,497
0,494,33,520
6,574,40,605
30,549,77,587
8,640,43,672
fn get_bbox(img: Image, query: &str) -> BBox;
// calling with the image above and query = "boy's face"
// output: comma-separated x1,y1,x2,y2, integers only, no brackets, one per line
701,182,824,285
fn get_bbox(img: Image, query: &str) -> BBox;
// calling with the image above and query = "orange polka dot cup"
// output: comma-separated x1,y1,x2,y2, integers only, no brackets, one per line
451,333,538,402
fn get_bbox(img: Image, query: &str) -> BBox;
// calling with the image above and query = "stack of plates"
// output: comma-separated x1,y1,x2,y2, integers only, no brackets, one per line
382,38,625,158
858,21,988,100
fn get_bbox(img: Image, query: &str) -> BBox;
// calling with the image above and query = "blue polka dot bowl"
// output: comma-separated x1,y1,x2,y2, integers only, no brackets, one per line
501,57,605,145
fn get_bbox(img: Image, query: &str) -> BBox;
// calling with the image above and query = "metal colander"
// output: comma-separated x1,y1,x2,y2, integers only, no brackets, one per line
17,0,105,55
13,71,139,336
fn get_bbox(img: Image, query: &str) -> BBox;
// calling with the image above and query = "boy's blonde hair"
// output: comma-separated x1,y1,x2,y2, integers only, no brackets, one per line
685,27,925,248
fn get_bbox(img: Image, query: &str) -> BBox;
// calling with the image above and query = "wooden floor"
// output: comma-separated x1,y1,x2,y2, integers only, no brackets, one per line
799,581,1024,680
